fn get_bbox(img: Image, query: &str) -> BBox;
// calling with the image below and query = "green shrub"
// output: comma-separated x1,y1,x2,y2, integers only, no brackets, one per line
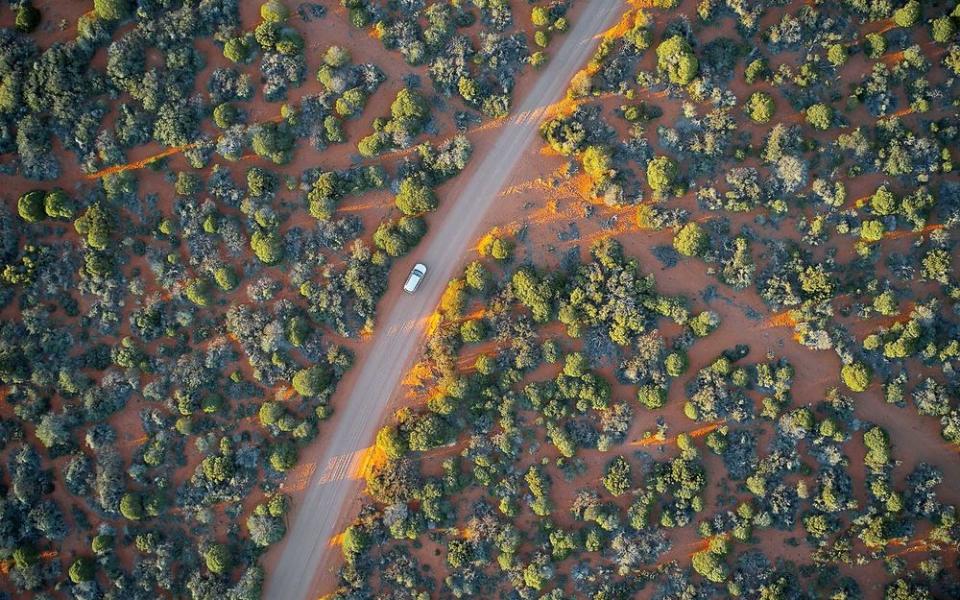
224,34,256,63
673,222,709,257
665,351,688,377
324,45,351,67
15,4,41,32
531,6,550,27
637,384,667,409
92,534,113,554
865,33,887,58
119,492,144,520
43,189,75,219
826,44,848,67
602,456,632,496
460,319,486,343
689,311,719,337
375,425,407,459
863,426,891,471
269,442,297,471
870,186,897,215
860,220,885,242
931,17,956,43
464,261,490,292
213,103,239,128
214,266,239,291
74,202,114,250
583,145,614,184
292,365,331,397
692,548,728,583
647,155,678,194
17,190,46,223
251,230,283,264
841,362,872,392
747,91,775,123
805,103,833,130
744,58,768,84
185,278,212,307
261,0,290,22
892,0,919,27
395,178,437,215
203,544,231,574
69,557,95,583
259,401,284,426
656,35,699,85
94,0,131,21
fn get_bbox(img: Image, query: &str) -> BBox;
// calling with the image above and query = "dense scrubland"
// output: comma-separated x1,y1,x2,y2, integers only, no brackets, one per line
0,0,560,598
328,1,960,599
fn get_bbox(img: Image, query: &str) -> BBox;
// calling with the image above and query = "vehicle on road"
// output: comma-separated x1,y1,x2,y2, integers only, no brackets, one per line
404,263,427,293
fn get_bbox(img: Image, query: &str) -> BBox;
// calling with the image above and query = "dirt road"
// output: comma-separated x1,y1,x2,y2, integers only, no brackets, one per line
263,4,624,598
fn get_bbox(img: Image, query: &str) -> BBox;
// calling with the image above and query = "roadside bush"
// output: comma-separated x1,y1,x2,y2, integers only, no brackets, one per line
292,365,330,397
395,178,437,215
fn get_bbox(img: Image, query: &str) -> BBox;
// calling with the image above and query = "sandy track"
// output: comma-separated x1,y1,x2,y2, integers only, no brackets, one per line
263,4,623,598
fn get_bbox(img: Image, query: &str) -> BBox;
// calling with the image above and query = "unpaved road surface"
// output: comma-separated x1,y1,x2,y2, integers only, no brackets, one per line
264,3,624,598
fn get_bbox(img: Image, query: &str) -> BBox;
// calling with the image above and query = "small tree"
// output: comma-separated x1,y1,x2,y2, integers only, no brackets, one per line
860,220,885,242
395,178,437,215
15,4,41,33
841,362,871,392
120,492,144,520
647,155,678,194
602,456,632,496
673,222,709,257
747,91,775,123
826,44,848,67
292,365,330,397
806,104,833,130
204,543,231,574
324,45,351,68
261,0,290,22
892,0,920,28
931,17,956,44
17,190,46,223
269,442,297,472
94,0,131,21
44,189,75,219
665,351,688,377
69,557,95,583
656,35,699,85
863,426,891,472
376,425,407,459
637,385,666,409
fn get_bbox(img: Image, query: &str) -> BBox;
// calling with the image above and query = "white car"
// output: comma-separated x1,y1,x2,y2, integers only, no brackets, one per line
403,263,427,293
